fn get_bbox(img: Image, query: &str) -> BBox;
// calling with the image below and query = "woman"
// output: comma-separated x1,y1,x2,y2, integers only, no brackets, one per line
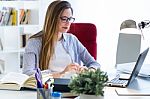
23,0,100,78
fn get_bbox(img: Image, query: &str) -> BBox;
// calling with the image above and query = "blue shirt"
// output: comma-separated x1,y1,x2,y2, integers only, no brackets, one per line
23,33,101,75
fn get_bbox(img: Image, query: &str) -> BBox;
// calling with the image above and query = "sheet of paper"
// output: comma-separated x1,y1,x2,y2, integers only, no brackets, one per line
115,88,150,96
117,63,150,77
119,74,130,80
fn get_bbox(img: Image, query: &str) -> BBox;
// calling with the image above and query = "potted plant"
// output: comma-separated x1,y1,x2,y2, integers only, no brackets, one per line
68,68,108,99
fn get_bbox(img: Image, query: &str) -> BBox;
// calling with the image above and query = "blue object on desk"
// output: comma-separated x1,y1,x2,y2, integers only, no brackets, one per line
51,91,62,99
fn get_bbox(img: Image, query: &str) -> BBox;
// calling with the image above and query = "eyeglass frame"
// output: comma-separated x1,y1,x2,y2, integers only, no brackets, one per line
60,16,75,23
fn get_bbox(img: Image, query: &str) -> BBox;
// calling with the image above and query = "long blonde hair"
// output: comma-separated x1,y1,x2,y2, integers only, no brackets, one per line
31,0,73,70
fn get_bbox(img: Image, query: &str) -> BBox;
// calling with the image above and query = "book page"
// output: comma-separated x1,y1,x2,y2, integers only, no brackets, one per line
23,73,53,89
23,76,36,89
0,83,20,90
0,72,29,85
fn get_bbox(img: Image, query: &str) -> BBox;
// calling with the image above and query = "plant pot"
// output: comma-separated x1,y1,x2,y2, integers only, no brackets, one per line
79,94,104,99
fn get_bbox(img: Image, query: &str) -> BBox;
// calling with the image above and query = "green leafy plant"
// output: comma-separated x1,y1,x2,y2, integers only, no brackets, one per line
68,68,108,96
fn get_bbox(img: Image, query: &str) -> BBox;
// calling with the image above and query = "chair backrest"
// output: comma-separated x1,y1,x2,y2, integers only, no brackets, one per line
67,23,97,60
116,33,141,67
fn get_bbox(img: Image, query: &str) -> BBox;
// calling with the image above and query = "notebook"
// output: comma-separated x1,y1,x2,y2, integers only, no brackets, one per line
53,78,70,92
107,47,149,88
53,78,78,98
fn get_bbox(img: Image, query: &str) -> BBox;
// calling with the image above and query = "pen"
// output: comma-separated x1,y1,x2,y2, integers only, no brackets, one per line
47,81,54,96
35,71,46,99
44,83,48,89
36,68,42,81
35,72,43,88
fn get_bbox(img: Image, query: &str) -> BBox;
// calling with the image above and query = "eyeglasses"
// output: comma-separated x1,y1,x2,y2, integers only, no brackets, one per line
60,16,75,23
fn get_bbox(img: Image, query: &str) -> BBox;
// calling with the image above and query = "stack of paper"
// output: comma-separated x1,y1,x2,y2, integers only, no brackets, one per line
117,62,150,77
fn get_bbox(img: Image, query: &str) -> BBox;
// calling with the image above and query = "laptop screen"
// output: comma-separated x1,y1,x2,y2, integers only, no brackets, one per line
127,48,149,86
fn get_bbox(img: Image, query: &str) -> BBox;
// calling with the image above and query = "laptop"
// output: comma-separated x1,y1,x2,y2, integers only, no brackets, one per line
107,47,149,87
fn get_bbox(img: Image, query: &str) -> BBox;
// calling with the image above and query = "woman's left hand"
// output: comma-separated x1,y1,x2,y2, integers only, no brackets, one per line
76,65,88,73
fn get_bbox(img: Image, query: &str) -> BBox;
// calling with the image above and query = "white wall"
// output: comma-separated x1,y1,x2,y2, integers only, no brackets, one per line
40,0,150,70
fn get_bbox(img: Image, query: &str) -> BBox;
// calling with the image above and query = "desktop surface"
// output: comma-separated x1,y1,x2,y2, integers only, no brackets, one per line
1,66,150,99
0,77,150,99
1,86,150,99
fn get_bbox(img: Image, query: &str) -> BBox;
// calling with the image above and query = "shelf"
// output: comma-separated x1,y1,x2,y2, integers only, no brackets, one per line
0,0,40,73
0,49,23,53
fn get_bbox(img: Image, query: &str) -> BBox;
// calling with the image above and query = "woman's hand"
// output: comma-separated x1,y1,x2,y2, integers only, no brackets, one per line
52,63,80,78
63,63,88,74
52,63,88,78
63,63,80,73
77,66,88,73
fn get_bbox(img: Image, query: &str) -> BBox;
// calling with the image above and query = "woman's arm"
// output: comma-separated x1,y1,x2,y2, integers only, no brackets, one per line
22,38,41,76
72,35,101,69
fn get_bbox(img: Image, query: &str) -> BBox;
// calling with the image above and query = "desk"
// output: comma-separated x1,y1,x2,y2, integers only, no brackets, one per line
0,69,150,99
0,86,150,99
0,77,150,99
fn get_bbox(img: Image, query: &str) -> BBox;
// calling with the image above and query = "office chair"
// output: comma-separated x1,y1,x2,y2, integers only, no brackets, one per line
67,23,97,60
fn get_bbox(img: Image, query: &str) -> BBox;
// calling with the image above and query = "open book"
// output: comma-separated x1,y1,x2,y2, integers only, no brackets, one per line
0,72,36,90
0,72,51,90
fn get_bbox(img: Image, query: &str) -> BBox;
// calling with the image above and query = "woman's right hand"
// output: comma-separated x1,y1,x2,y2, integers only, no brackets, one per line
51,63,80,78
62,63,80,74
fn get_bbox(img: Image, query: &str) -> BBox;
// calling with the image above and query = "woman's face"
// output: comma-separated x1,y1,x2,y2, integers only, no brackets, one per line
58,8,75,33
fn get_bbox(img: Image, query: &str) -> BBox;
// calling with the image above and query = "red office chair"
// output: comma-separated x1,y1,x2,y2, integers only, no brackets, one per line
67,23,97,60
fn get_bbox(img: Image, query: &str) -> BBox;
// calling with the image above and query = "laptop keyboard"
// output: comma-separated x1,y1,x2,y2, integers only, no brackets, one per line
108,74,127,84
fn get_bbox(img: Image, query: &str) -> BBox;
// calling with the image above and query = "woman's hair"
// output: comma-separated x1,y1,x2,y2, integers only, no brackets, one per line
32,0,73,70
